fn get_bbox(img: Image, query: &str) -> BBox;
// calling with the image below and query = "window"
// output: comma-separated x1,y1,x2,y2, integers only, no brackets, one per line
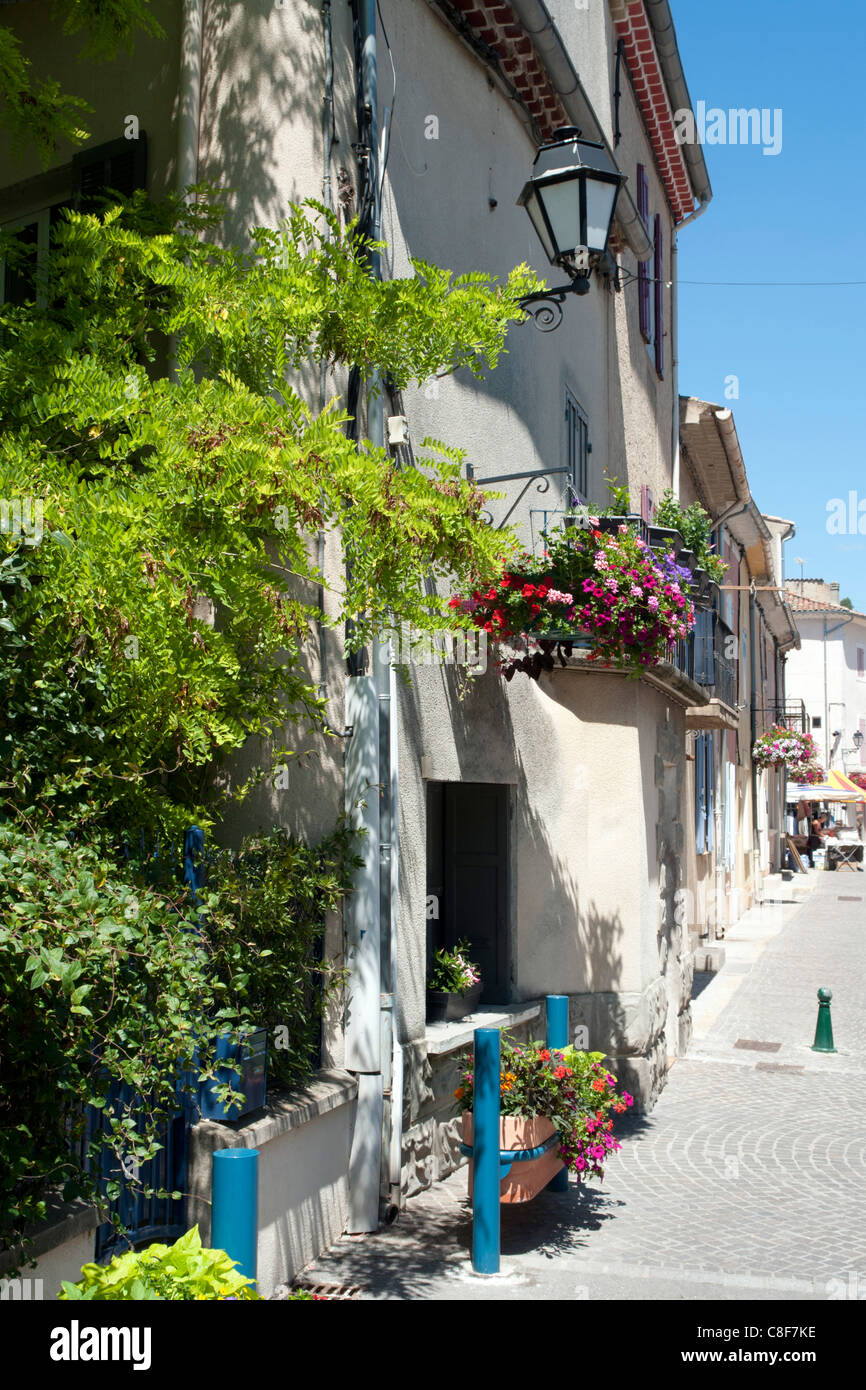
813,716,822,729
858,647,865,680
695,732,715,855
1,135,148,307
565,390,589,501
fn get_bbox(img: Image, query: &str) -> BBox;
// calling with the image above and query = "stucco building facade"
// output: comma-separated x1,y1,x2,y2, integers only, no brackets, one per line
2,0,795,1290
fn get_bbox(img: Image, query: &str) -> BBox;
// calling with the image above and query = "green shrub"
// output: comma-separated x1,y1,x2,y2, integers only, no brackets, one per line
0,823,224,1254
59,1226,261,1300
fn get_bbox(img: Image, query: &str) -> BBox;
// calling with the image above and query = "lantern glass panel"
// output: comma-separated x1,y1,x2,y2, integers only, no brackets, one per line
537,179,582,258
584,178,619,253
522,185,557,263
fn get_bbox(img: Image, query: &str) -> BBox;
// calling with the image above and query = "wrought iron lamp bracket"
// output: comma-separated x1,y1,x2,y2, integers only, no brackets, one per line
517,280,588,332
467,462,571,529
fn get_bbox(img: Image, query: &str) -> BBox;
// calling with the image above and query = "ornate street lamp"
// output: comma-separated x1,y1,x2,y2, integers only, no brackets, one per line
517,126,625,326
854,730,864,751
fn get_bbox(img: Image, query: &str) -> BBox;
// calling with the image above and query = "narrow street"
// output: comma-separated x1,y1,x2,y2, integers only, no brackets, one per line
298,873,866,1301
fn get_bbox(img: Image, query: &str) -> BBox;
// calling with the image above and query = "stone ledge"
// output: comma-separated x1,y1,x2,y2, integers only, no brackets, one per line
0,1196,99,1277
192,1069,358,1151
545,648,709,710
424,1002,543,1056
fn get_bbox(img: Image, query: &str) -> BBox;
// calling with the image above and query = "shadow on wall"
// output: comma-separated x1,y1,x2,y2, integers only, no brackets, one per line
198,0,326,242
396,658,627,1031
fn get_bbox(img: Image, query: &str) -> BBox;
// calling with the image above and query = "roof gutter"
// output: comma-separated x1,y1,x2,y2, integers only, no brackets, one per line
710,407,797,648
508,0,652,259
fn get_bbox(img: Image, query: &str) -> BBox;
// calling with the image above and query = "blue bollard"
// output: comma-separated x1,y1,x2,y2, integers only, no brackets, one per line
472,1028,501,1274
546,995,570,1191
212,1148,259,1283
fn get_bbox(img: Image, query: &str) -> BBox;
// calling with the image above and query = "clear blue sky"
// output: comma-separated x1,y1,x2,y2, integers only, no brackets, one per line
672,0,866,607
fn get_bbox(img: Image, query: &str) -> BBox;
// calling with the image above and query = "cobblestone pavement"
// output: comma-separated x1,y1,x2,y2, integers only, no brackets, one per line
296,872,866,1300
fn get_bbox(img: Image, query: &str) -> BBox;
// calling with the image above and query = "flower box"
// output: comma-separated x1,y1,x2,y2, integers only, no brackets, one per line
198,1028,268,1122
677,547,697,575
596,514,648,543
647,525,684,553
426,983,482,1023
461,1113,564,1204
534,627,594,647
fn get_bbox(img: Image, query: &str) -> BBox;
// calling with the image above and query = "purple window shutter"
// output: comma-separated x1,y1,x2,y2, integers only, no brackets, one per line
637,165,650,342
654,213,664,376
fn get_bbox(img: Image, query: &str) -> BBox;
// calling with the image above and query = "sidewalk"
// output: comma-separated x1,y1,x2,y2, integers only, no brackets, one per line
291,873,866,1300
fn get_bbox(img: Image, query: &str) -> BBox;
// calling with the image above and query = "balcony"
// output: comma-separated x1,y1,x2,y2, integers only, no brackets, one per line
756,700,810,735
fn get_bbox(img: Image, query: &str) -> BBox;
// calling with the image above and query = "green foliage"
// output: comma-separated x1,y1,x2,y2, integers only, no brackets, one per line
0,1,163,164
654,490,727,583
601,471,632,515
0,195,527,839
0,190,535,1254
0,822,221,1251
59,1225,261,1300
203,818,362,1091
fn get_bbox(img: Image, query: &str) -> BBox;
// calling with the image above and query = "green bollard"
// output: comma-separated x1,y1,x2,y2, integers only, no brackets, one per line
811,987,837,1053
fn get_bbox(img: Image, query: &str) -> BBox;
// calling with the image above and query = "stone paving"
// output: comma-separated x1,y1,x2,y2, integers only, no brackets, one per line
295,872,866,1300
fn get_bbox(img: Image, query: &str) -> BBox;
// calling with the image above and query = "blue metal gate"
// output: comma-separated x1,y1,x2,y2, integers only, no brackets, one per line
86,1080,193,1262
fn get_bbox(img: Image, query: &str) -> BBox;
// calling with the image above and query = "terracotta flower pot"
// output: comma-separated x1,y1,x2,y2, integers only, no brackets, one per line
461,1112,565,1204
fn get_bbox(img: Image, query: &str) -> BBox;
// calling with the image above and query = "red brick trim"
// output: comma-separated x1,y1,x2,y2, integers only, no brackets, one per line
448,0,569,141
611,0,696,222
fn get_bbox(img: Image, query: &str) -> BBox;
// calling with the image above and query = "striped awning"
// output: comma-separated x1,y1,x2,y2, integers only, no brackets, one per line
787,769,866,802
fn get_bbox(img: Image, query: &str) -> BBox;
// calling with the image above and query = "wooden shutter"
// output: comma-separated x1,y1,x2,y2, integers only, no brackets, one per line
695,732,707,854
637,164,651,342
73,134,148,210
705,734,716,854
653,212,664,376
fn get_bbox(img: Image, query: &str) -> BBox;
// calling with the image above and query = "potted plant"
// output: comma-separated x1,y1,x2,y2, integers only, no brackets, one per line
426,939,482,1022
454,1036,634,1203
653,490,728,588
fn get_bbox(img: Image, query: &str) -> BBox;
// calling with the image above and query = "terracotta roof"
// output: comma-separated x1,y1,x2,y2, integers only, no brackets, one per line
785,590,866,620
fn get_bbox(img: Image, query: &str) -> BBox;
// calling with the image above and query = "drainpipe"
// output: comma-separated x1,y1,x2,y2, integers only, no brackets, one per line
318,1,335,695
345,0,398,1235
177,0,204,199
671,232,679,495
749,584,760,871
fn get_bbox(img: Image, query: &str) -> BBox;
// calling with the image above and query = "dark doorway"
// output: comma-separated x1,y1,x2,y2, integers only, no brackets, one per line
426,782,510,1002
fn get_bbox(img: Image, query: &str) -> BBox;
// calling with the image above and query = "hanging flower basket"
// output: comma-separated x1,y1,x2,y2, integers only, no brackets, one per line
451,520,696,681
752,726,821,780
